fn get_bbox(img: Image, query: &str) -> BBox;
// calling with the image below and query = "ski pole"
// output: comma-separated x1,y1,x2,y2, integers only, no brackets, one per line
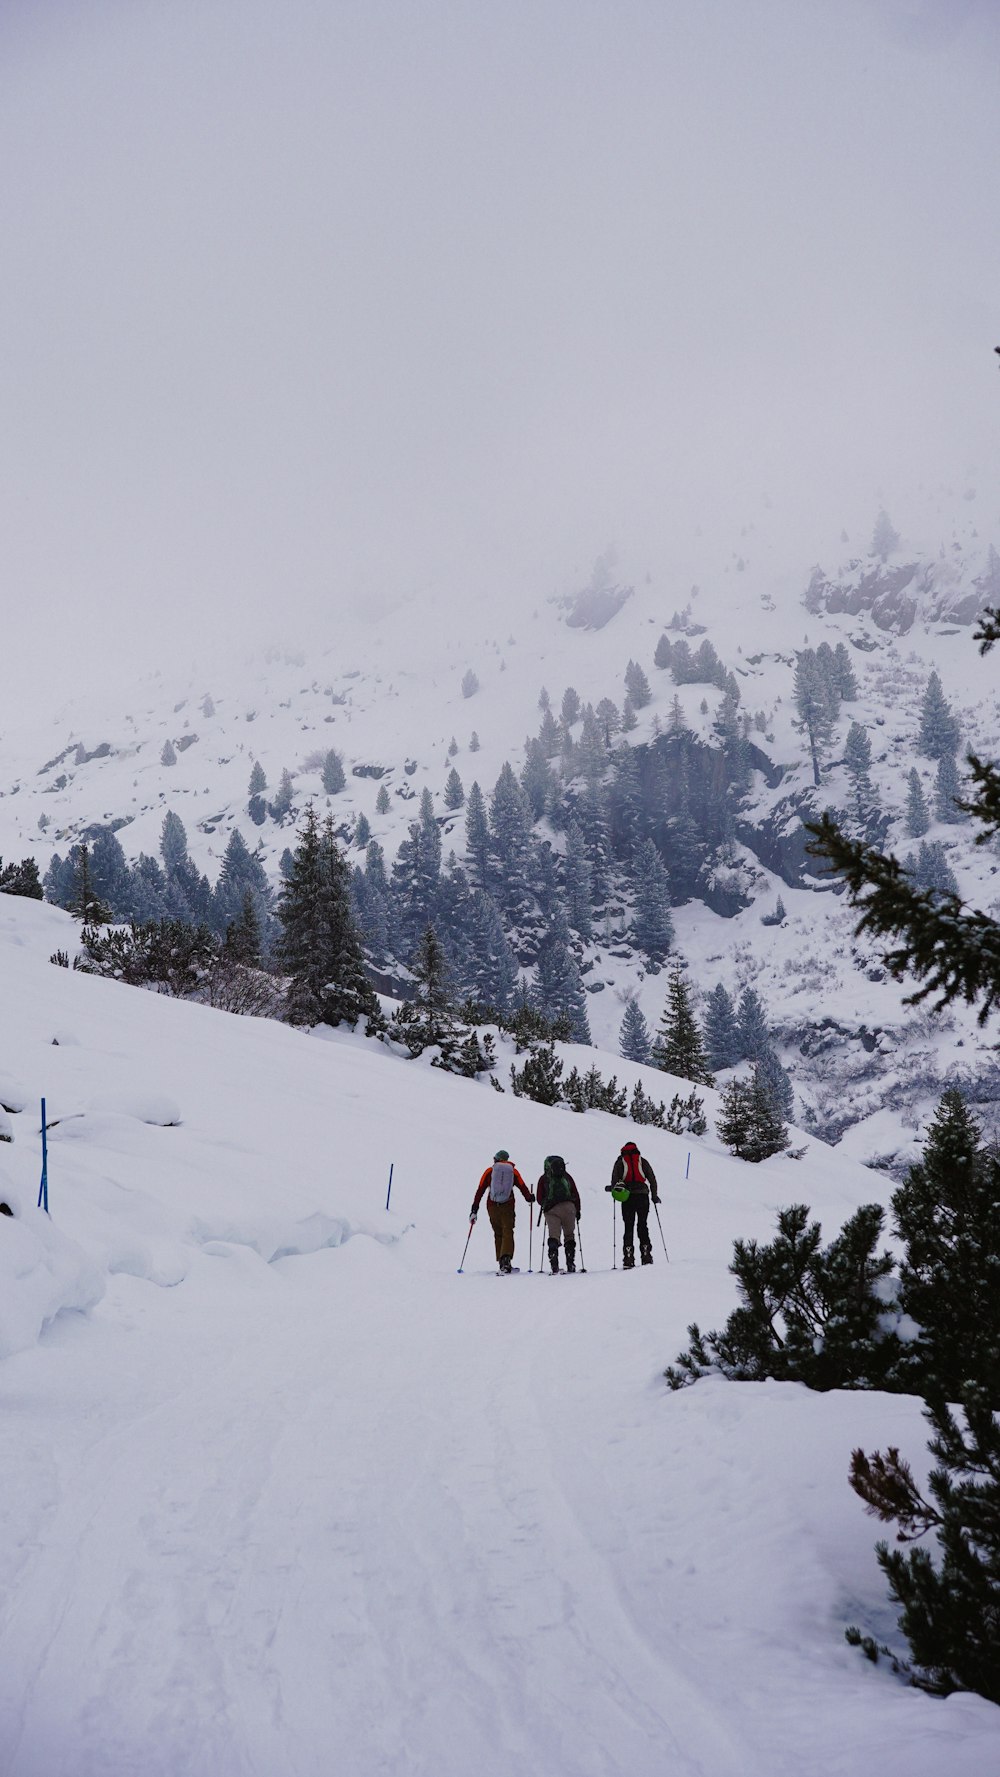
576,1215,586,1274
652,1199,670,1263
457,1218,475,1274
528,1201,533,1274
537,1208,545,1276
612,1198,617,1270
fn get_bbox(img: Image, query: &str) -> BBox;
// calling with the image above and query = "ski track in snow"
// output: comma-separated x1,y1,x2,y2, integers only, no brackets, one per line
0,899,998,1775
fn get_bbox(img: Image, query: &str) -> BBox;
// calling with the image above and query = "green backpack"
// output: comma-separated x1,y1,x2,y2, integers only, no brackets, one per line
543,1155,573,1207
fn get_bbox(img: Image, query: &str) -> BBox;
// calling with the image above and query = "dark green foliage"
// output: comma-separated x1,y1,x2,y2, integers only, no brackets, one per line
663,1089,707,1136
392,789,442,946
562,822,594,941
629,1081,667,1127
704,983,740,1070
276,806,375,1028
917,671,960,761
905,840,959,900
736,984,770,1062
465,890,518,1013
376,783,391,815
322,750,346,795
0,856,43,900
561,686,581,726
563,1065,627,1116
354,813,371,848
532,912,591,1044
443,767,465,810
510,1043,564,1104
905,768,930,838
892,1091,1000,1400
70,843,110,924
392,925,456,1058
629,838,674,961
653,966,714,1085
624,659,652,709
793,648,837,787
619,997,652,1064
717,1068,788,1161
223,891,261,967
843,721,880,827
160,811,189,873
666,1202,902,1391
934,750,966,824
756,1045,795,1122
833,642,859,700
849,1387,1000,1703
77,918,218,997
269,767,295,822
489,763,533,920
807,813,1000,1022
212,829,272,939
248,761,267,796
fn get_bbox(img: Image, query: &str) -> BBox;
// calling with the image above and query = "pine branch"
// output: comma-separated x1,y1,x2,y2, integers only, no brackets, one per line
973,604,1000,655
807,814,1000,1022
849,1447,941,1542
958,752,1000,841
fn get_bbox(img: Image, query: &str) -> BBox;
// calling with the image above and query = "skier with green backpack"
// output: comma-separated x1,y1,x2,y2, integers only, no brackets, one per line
606,1140,660,1267
535,1155,582,1273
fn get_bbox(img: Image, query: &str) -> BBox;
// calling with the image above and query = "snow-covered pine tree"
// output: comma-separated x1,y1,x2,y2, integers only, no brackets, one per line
322,750,346,795
88,828,133,920
933,749,966,824
560,822,593,942
443,767,465,810
843,720,880,826
200,694,215,718
391,788,442,947
619,996,651,1064
704,982,740,1070
376,782,391,815
276,806,376,1028
464,890,518,1013
716,1076,752,1157
160,739,177,767
871,508,900,560
488,763,533,922
464,782,491,892
652,965,714,1085
269,767,295,822
248,760,267,796
354,813,371,848
595,697,620,745
532,911,591,1044
793,649,836,787
833,642,859,700
745,1063,790,1160
892,1090,1000,1399
538,705,561,758
905,767,930,838
520,738,555,819
624,659,652,709
755,1044,794,1123
628,838,674,963
461,669,479,699
561,685,582,725
654,633,673,670
448,735,459,756
917,670,960,760
469,731,480,752
223,890,262,966
160,810,189,874
735,984,771,1062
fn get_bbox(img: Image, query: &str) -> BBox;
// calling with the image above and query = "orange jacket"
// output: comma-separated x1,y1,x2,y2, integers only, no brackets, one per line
472,1165,533,1212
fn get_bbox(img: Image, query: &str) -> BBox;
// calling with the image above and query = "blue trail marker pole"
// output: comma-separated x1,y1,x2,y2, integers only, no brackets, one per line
385,1163,394,1212
685,1150,691,1180
37,1098,49,1214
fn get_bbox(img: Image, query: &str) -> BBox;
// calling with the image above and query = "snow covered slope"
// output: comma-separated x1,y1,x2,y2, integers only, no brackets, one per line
2,501,1000,1158
1,893,996,1774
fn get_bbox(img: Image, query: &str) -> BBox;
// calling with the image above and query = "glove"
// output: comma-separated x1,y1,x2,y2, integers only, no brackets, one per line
469,1210,478,1223
652,1195,661,1206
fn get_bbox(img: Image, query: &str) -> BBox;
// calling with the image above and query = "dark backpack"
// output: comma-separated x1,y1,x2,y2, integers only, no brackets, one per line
543,1155,572,1207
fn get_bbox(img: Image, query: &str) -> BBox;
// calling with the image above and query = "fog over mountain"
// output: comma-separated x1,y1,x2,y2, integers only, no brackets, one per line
1,0,998,717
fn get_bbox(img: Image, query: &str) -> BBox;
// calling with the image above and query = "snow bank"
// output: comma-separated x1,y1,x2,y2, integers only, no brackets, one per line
0,1070,30,1112
89,1090,182,1126
0,1172,104,1359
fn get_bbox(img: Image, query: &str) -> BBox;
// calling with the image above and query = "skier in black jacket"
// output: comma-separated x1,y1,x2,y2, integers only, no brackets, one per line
606,1140,659,1268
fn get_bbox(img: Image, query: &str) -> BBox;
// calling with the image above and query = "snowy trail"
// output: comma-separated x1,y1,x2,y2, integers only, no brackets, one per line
1,1233,752,1777
3,1215,994,1777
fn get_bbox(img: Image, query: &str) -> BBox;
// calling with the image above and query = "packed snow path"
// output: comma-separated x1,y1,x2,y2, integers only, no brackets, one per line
2,1228,994,1777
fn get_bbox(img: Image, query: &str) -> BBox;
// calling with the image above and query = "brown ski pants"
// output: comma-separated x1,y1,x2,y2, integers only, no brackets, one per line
487,1196,516,1262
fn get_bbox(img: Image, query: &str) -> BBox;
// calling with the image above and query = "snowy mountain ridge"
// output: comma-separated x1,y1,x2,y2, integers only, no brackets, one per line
4,499,1000,1166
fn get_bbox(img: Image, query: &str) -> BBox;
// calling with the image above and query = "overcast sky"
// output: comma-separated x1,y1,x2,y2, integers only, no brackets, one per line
1,0,998,714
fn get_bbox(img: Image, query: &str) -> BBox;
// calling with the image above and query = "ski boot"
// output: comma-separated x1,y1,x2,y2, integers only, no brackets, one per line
640,1243,653,1266
622,1245,635,1269
499,1254,512,1275
548,1239,561,1273
565,1240,576,1273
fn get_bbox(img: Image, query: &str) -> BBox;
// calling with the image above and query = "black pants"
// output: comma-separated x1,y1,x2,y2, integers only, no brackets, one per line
621,1195,651,1254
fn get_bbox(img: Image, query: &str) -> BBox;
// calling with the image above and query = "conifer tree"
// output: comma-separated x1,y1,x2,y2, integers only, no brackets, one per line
704,982,741,1070
736,984,771,1062
538,706,561,758
248,761,267,796
392,788,442,945
223,891,262,966
843,720,880,826
755,1044,794,1123
201,694,215,718
461,669,479,699
619,997,652,1064
934,750,966,824
624,659,652,709
71,842,110,924
561,686,581,726
488,763,533,921
465,890,518,1013
717,1076,753,1158
405,924,455,1051
160,810,189,875
464,782,491,892
652,966,714,1085
532,911,591,1044
595,697,620,745
562,821,594,942
443,766,465,810
849,1388,1000,1703
654,633,673,670
276,807,375,1027
905,767,930,838
629,839,674,962
161,739,177,767
833,641,859,700
871,508,900,560
917,670,960,760
520,738,555,818
620,696,638,732
469,731,480,752
376,783,391,815
270,767,295,822
538,685,550,711
354,813,371,848
891,1090,1000,1399
448,735,459,756
793,649,836,787
322,750,346,795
